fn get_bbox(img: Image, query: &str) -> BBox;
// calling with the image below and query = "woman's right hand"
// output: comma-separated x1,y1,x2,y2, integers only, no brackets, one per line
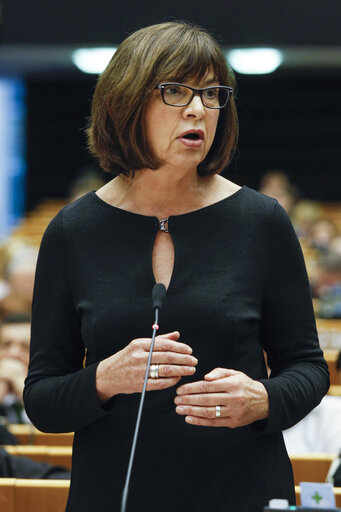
95,331,197,402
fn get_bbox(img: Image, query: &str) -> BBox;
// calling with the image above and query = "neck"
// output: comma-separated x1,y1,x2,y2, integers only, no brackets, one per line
112,166,211,218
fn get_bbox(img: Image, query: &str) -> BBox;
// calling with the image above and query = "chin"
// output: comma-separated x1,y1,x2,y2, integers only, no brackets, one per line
174,153,206,171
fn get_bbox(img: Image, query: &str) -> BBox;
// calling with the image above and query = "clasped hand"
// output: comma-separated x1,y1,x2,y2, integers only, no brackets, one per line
96,332,269,427
96,331,197,402
175,367,269,428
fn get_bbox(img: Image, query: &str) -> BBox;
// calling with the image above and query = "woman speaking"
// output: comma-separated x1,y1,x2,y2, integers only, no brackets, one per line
24,21,329,512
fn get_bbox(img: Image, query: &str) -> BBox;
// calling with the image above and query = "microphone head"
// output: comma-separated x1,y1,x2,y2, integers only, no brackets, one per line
152,283,167,309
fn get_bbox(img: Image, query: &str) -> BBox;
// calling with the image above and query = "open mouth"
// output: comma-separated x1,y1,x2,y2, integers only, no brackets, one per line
179,130,204,140
183,133,200,140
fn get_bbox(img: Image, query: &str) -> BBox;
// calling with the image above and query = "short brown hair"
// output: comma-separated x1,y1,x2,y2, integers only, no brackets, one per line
87,21,238,177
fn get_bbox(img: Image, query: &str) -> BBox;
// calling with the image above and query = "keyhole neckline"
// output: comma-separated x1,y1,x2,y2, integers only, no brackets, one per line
91,186,245,223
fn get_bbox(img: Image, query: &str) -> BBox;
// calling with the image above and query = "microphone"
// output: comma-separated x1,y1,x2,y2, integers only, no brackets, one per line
152,283,166,310
120,283,167,512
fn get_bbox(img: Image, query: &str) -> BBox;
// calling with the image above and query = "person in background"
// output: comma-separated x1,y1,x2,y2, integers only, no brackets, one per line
0,243,38,317
330,235,341,256
258,169,299,215
309,218,338,252
0,313,31,424
283,352,341,454
290,199,323,240
68,165,106,203
0,446,70,479
312,251,341,299
311,250,341,318
283,393,341,454
0,424,70,479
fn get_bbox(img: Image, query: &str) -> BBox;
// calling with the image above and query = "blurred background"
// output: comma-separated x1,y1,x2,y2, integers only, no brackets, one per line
1,0,341,220
0,0,341,320
0,1,340,485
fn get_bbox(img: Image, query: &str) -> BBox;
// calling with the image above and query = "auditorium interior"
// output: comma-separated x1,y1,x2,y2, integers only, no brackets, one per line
0,1,341,510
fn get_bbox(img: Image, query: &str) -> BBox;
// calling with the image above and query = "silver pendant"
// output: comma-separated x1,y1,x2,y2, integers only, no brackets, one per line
159,218,169,232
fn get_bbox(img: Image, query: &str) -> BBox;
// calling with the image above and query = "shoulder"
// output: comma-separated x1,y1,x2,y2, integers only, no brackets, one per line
240,187,295,231
38,192,101,252
59,191,98,225
226,185,287,229
223,187,302,261
45,192,100,234
212,176,278,216
238,186,277,213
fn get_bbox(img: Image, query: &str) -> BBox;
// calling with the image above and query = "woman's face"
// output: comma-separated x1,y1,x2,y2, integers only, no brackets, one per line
143,71,220,173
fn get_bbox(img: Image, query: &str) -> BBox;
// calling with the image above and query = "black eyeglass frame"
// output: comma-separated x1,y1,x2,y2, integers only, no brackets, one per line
155,82,233,109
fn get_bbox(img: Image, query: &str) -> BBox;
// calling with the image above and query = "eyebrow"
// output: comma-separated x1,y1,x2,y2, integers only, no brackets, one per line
201,77,219,86
163,77,220,88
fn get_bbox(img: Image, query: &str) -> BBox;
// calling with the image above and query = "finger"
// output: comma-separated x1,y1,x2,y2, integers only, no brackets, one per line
184,416,235,428
176,405,227,419
174,392,227,406
146,376,181,391
157,364,196,378
177,379,230,395
143,338,193,355
204,368,240,381
151,352,198,367
156,331,180,340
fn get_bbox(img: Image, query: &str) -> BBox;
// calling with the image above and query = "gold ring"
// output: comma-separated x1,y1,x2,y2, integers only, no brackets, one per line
215,405,221,418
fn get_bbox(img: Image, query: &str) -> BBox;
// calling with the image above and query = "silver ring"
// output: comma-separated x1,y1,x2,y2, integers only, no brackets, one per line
215,405,221,418
150,364,159,379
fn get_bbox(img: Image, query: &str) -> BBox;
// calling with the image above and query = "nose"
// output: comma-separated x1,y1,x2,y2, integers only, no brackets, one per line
183,93,206,117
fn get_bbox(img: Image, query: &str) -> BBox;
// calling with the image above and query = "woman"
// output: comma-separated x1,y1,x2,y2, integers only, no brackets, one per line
24,22,329,512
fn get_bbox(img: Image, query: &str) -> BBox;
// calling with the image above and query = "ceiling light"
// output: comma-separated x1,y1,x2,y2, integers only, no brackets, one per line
227,48,283,75
72,48,117,74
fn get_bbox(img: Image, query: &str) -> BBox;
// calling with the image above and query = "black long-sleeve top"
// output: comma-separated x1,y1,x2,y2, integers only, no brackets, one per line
24,186,329,512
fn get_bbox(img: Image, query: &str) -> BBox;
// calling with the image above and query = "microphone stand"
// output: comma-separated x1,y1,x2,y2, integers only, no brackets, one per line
120,284,166,512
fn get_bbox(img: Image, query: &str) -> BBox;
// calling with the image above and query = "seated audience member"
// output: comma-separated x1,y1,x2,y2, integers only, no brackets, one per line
0,243,38,316
290,200,323,240
0,424,70,479
258,169,299,215
283,352,341,454
312,251,341,318
0,422,18,445
309,218,338,252
330,235,341,256
283,395,341,454
68,166,106,203
0,245,9,302
330,454,341,487
0,313,31,424
0,446,70,479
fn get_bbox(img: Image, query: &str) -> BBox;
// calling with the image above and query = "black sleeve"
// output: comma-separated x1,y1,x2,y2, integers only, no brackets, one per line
23,210,109,433
257,202,330,433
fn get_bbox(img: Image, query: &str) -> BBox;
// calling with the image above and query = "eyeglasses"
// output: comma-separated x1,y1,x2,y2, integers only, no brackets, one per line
156,82,233,109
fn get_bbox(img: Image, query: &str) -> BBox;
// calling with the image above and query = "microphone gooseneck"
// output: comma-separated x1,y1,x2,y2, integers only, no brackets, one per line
120,283,166,512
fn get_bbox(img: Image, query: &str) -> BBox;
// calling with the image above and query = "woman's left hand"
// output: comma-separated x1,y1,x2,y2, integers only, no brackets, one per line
174,367,269,428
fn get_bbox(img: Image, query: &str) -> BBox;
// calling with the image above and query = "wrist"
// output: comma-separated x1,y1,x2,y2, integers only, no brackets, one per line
253,381,270,421
95,360,113,403
95,355,122,403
